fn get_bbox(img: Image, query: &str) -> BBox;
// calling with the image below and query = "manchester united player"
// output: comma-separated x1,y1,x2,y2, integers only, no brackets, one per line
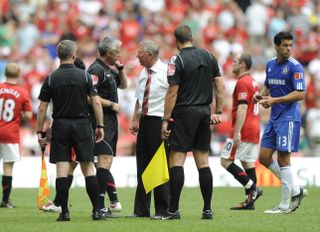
220,54,263,210
0,63,32,208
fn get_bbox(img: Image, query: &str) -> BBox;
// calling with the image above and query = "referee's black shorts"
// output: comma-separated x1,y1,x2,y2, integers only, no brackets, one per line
50,118,95,163
92,113,118,156
169,105,211,152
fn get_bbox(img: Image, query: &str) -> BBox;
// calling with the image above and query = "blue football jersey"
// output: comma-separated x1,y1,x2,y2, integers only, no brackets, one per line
264,57,305,122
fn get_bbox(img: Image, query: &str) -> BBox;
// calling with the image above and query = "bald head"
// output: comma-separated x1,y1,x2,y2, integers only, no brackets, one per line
5,63,20,79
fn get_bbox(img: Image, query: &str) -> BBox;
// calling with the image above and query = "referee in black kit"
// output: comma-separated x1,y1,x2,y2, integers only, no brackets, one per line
161,25,225,220
87,36,127,215
37,40,107,221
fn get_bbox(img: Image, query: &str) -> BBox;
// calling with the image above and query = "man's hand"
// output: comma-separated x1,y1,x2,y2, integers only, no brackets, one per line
161,121,171,140
129,120,139,135
259,96,273,109
95,128,104,143
37,132,47,152
210,113,222,125
110,102,120,113
233,132,241,148
253,92,263,103
115,60,124,70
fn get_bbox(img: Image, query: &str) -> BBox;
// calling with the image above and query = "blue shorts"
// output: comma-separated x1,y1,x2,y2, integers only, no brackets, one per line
261,121,300,153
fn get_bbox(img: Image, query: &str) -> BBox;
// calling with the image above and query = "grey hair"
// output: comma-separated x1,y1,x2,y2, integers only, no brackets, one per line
140,40,159,58
98,36,121,56
57,40,77,60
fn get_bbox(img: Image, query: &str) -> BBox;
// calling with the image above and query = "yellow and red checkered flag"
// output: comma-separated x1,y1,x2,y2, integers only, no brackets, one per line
38,147,50,209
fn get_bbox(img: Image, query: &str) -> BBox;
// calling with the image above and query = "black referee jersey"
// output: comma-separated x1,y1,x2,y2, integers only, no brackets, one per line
38,64,97,119
87,58,120,114
167,46,221,106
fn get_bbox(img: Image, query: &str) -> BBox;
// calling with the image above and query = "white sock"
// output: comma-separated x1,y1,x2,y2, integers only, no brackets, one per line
288,166,300,197
279,166,292,209
268,160,281,179
269,160,300,197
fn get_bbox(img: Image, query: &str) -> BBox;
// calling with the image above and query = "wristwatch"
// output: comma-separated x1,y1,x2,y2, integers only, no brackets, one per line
117,65,124,71
97,125,105,129
162,118,170,122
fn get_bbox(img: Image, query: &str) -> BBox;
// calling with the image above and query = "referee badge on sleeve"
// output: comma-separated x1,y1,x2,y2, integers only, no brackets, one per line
168,56,177,76
91,74,99,85
168,63,176,76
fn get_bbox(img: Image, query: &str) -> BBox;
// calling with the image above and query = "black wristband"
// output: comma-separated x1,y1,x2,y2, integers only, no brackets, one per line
162,118,170,122
215,111,222,115
117,65,124,71
97,125,105,129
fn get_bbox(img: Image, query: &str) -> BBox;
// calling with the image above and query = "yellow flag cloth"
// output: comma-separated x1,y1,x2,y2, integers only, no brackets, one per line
142,141,169,194
38,154,50,209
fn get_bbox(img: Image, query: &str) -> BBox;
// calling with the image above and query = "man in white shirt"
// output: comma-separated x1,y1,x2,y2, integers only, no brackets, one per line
130,40,169,219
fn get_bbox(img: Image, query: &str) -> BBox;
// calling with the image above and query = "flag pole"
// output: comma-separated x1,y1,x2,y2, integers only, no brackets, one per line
38,133,51,209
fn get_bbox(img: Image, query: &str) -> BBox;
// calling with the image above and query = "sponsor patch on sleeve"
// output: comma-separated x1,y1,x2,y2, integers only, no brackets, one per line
168,63,176,76
91,74,99,85
238,92,247,100
294,72,303,80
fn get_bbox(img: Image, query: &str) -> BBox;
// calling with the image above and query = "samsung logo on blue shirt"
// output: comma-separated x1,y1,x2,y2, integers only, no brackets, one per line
268,79,286,85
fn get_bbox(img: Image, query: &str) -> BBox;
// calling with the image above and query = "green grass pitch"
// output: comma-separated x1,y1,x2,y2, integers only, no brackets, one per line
0,187,319,232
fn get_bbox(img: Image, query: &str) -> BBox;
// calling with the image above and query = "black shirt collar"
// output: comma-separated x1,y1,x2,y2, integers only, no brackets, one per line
180,46,196,52
96,58,112,70
59,64,75,68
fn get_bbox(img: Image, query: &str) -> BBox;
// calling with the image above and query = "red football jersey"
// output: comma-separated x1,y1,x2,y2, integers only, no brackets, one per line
0,83,32,143
229,74,260,143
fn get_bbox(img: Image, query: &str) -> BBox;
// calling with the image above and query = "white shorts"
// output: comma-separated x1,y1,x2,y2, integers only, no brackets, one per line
0,143,20,162
221,138,259,162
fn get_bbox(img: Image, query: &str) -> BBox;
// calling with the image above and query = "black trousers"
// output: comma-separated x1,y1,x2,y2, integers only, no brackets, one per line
133,116,170,216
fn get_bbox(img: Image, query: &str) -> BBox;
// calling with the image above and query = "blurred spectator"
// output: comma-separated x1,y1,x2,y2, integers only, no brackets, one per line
39,21,59,60
308,49,320,82
16,14,40,56
267,8,288,41
0,16,15,57
287,6,310,38
245,0,269,42
306,97,320,155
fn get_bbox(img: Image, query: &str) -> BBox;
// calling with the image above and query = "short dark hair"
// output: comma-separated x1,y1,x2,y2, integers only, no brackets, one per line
57,40,77,60
174,24,193,43
273,31,293,46
239,54,252,70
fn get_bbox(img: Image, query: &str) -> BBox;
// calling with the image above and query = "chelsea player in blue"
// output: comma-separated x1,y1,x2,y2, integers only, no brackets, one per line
254,31,308,214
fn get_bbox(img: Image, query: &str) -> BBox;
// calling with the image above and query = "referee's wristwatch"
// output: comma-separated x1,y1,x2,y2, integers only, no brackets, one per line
96,125,105,129
116,64,124,71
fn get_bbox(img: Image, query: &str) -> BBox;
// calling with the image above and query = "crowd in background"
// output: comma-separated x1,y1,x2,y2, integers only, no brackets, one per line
1,0,320,157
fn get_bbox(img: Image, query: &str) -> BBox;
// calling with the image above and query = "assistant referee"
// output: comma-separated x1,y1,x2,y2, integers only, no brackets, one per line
37,40,106,221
